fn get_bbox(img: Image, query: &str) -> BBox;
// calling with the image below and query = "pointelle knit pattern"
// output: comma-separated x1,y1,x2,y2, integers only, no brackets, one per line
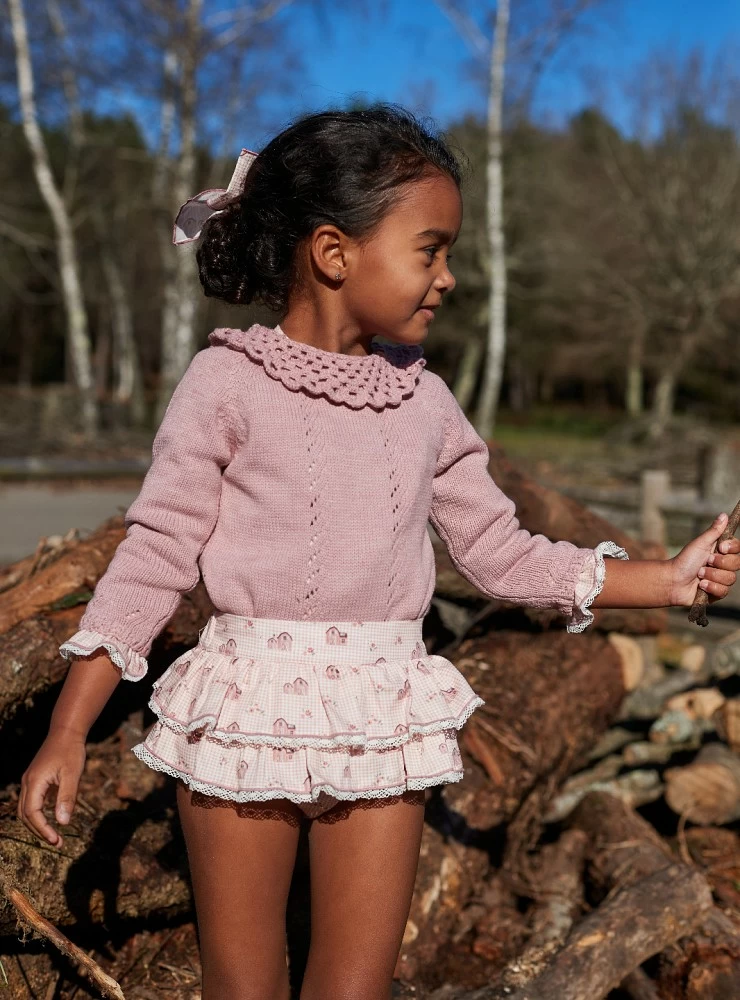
58,322,627,807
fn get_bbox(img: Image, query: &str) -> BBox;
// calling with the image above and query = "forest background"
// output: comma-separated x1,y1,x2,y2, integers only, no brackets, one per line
1,0,740,497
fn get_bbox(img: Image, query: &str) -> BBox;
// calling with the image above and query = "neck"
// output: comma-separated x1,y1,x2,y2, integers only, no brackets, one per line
278,301,375,357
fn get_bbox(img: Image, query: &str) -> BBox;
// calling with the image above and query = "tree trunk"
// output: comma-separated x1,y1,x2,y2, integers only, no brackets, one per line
452,336,484,410
8,0,97,436
95,217,147,428
475,0,510,438
157,0,203,422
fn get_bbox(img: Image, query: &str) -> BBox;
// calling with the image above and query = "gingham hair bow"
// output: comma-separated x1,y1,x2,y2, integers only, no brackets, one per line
172,147,258,245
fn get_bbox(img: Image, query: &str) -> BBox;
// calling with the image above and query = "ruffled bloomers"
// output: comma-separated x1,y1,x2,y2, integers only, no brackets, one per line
132,613,485,818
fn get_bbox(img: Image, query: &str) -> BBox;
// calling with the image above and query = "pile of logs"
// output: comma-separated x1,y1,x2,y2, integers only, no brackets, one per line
0,442,739,999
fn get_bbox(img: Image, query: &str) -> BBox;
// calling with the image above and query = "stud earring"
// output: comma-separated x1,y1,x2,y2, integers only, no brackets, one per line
334,272,343,281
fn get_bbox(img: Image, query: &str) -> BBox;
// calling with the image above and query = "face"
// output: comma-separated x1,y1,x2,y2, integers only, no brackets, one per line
308,171,462,346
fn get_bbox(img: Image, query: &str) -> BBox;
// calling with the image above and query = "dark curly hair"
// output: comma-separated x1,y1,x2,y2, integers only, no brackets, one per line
195,102,466,314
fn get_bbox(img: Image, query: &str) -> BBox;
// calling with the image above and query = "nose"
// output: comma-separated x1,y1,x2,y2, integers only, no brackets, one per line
434,261,456,295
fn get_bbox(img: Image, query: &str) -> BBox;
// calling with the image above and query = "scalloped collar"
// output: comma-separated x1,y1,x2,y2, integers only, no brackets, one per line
208,323,427,410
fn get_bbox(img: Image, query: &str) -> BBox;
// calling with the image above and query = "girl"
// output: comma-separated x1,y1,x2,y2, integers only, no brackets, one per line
19,104,740,1000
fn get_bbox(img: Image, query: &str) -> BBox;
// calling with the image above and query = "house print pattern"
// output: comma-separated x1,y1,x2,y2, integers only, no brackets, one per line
135,613,484,807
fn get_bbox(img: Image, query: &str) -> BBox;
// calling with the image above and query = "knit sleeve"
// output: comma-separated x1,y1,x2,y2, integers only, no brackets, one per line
59,347,241,681
428,384,627,625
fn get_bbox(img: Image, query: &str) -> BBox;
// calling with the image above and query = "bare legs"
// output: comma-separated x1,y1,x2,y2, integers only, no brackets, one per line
176,781,302,1000
300,790,426,1000
176,781,426,1000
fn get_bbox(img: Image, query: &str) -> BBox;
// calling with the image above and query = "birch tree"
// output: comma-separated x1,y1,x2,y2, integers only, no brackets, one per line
436,0,604,435
7,0,98,435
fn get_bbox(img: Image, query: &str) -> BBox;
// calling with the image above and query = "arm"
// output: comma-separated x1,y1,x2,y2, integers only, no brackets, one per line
59,345,242,681
428,381,624,628
593,513,740,609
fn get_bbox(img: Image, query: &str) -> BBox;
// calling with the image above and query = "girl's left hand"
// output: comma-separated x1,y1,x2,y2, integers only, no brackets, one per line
670,512,740,606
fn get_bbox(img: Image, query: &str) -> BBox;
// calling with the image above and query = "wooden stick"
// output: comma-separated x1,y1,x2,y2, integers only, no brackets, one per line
2,883,125,999
689,498,740,627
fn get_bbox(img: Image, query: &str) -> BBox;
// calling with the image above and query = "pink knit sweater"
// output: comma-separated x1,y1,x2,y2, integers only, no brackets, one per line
59,323,627,681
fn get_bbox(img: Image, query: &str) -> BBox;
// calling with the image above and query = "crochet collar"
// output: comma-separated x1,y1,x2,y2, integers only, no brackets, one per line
208,323,426,410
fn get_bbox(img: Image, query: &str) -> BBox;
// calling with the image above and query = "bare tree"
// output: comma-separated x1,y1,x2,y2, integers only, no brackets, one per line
435,0,605,435
7,0,98,435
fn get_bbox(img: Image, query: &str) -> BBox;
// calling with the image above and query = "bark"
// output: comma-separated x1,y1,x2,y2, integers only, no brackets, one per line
157,0,203,422
443,627,625,860
569,790,740,1000
664,742,740,825
92,206,146,426
0,517,214,726
475,0,509,437
7,0,97,436
452,336,484,411
0,733,191,937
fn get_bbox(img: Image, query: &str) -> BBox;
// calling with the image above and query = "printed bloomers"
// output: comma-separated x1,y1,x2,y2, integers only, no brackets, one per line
131,613,485,817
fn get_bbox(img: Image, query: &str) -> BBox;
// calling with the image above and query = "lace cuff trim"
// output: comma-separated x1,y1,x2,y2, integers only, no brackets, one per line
566,541,630,633
59,630,148,682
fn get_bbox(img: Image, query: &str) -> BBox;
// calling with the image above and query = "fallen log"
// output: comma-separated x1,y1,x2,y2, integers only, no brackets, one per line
439,628,625,883
0,733,191,936
569,790,740,1000
426,866,711,1000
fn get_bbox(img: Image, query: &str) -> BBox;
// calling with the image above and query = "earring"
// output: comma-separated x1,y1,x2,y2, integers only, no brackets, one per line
334,272,343,281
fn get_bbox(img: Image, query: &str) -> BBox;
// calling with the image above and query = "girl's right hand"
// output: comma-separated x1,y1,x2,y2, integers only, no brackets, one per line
18,731,86,847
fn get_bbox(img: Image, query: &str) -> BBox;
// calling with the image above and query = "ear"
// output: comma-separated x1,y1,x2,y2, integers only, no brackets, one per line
310,224,348,282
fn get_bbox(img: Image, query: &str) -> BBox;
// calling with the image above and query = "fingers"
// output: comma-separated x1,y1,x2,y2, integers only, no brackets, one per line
55,769,80,827
19,771,63,847
700,512,729,547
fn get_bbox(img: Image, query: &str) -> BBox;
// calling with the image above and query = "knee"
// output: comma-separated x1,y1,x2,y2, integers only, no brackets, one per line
202,964,290,1000
300,975,391,1000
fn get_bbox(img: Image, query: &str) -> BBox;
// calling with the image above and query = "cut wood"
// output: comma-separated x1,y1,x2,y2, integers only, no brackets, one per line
492,829,588,990
608,632,644,691
441,629,625,854
585,726,643,764
545,768,663,824
568,790,740,1000
649,709,712,745
623,739,701,766
665,742,740,824
425,866,712,1000
617,668,698,721
0,517,124,635
712,697,740,751
499,865,711,1000
665,687,725,720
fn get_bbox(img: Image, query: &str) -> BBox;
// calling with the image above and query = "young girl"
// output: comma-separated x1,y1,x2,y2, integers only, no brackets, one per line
19,104,740,1000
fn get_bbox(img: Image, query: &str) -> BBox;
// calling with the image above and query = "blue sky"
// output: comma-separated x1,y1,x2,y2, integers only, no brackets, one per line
257,0,739,137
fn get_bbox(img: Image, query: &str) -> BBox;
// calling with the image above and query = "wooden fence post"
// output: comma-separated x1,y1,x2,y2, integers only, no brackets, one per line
640,469,670,546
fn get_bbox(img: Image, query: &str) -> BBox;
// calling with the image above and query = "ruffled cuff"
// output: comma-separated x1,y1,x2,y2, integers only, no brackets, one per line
566,541,630,633
59,630,148,682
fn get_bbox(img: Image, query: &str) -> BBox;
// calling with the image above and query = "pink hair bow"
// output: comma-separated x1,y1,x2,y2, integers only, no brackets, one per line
172,147,258,245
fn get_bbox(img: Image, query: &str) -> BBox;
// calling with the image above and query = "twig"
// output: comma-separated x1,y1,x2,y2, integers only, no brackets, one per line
3,884,125,999
689,499,740,626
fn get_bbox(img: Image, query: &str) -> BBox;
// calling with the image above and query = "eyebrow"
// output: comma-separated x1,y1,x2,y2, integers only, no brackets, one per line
415,228,459,245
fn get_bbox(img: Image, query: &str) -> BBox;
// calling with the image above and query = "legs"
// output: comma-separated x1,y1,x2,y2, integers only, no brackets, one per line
300,790,426,1000
176,780,303,1000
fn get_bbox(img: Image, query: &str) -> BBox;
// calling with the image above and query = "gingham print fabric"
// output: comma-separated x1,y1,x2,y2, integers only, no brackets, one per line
132,613,485,815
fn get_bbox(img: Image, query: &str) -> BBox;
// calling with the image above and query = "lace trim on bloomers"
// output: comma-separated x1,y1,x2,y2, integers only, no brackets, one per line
59,630,148,682
566,540,630,633
131,744,465,805
148,691,485,751
208,324,427,410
